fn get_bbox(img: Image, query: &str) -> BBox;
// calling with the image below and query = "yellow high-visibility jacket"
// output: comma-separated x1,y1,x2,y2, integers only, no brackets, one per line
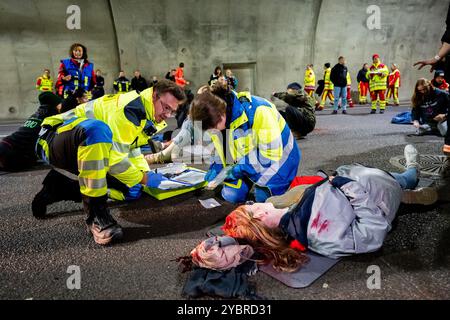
366,63,389,91
36,76,53,92
42,88,167,187
324,68,334,90
208,91,301,195
304,69,316,90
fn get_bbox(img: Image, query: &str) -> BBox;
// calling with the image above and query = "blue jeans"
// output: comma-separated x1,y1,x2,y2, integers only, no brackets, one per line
334,86,347,111
391,168,419,190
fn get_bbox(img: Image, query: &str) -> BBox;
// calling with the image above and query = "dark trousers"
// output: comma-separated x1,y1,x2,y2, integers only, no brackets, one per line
280,106,314,137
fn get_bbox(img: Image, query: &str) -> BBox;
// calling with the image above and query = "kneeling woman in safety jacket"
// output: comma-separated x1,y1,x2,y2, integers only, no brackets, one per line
190,86,301,204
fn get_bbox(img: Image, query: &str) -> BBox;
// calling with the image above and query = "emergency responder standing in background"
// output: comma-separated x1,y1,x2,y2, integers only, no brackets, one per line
36,69,53,93
92,69,105,99
32,80,186,245
318,63,334,111
304,64,316,97
367,54,389,114
387,63,401,106
55,43,96,99
114,70,131,94
357,63,370,104
175,63,190,88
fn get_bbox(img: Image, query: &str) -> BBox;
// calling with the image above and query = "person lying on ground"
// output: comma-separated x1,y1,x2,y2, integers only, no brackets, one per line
220,145,438,271
0,90,87,171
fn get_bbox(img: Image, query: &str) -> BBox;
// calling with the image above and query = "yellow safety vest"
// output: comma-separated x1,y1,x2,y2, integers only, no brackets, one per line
304,70,316,90
42,88,167,187
366,63,389,91
37,76,53,92
346,72,352,86
389,69,401,88
324,68,334,90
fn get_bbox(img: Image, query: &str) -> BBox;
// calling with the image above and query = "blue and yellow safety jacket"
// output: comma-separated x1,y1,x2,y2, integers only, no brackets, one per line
61,58,94,94
209,91,301,195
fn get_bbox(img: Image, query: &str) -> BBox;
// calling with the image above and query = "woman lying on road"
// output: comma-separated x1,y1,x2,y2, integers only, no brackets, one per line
220,145,438,272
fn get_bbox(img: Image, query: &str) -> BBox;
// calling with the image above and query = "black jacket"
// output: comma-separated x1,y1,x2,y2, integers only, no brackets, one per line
131,76,148,92
412,88,450,124
330,64,348,87
357,69,369,83
0,104,59,170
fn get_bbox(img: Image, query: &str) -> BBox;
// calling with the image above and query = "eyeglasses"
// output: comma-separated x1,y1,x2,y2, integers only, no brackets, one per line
159,99,177,117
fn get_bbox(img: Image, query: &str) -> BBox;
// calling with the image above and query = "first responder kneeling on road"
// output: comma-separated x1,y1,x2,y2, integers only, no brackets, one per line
32,80,186,245
190,83,301,204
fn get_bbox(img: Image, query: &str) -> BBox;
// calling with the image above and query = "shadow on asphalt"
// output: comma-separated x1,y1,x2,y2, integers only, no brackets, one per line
117,189,236,243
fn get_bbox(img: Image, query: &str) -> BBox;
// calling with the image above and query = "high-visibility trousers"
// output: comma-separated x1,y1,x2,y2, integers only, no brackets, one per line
359,82,369,103
320,89,334,107
387,86,399,105
305,88,315,97
36,118,112,198
347,85,354,107
370,90,386,110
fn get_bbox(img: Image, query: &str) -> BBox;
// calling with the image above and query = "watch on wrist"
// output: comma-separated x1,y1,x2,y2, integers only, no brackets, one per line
434,55,441,61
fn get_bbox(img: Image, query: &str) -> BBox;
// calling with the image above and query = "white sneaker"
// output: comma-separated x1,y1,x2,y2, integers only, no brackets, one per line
401,187,438,206
404,144,420,174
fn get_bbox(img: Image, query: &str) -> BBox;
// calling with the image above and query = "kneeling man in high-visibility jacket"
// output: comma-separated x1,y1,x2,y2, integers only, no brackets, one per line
33,80,186,245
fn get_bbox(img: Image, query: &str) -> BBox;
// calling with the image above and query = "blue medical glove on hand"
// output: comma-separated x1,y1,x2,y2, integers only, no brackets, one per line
145,172,168,188
125,184,143,201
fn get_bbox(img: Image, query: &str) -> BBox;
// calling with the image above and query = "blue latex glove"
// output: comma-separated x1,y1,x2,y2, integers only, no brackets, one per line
145,172,168,188
125,184,143,201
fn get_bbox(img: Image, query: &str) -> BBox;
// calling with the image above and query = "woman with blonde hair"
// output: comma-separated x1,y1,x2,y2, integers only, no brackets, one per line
220,145,438,271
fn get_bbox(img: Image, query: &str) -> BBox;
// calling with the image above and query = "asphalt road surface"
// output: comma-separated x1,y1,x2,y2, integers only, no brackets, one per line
1,104,449,300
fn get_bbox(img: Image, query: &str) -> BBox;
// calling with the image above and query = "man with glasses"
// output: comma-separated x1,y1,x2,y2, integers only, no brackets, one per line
32,80,186,245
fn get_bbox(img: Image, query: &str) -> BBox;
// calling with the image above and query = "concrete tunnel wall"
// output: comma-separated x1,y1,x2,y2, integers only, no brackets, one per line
0,0,447,119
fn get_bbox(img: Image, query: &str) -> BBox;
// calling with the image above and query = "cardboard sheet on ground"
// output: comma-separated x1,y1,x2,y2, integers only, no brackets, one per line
206,225,340,289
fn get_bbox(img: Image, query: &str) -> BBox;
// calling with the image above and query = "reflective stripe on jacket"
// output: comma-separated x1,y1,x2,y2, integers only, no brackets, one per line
42,88,167,187
304,70,316,90
324,68,334,90
210,91,301,196
366,63,389,91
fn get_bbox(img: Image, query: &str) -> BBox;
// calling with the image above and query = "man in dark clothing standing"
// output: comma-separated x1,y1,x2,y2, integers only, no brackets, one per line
273,82,316,139
113,71,131,94
131,70,149,93
0,91,85,171
92,69,105,99
330,56,349,114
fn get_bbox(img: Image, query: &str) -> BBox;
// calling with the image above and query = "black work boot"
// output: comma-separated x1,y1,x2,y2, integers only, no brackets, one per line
32,169,82,219
83,195,123,245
